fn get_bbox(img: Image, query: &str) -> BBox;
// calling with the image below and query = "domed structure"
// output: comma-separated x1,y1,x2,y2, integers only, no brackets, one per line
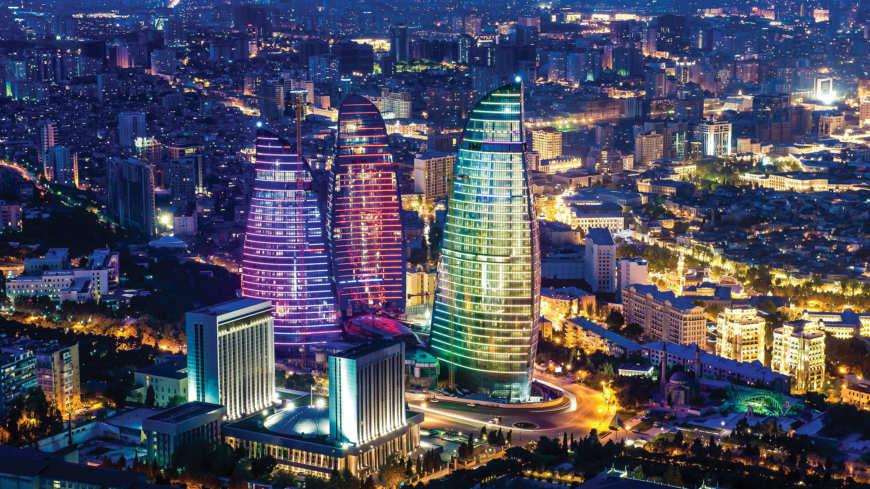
666,370,697,405
668,371,691,385
264,404,330,438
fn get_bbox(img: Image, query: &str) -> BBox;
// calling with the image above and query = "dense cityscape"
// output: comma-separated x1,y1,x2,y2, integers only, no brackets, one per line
0,0,869,488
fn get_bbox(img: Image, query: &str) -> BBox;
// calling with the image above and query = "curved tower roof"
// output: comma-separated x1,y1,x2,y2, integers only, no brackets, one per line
430,83,541,402
328,95,405,313
242,129,340,355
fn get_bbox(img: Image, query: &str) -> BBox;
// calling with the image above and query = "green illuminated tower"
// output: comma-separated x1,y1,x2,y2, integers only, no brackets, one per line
429,82,541,402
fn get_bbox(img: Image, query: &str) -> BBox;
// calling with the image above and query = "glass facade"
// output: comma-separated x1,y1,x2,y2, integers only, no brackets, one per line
430,83,541,402
242,129,340,355
328,95,405,313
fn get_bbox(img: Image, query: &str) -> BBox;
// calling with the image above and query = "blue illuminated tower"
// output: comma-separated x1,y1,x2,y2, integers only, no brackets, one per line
242,129,340,356
429,83,541,402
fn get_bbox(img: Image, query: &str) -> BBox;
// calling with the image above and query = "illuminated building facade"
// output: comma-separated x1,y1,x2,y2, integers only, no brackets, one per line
430,83,541,402
328,95,405,314
186,298,276,419
242,130,340,355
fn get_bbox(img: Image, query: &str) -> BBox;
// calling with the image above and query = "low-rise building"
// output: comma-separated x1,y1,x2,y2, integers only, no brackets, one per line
641,341,791,393
143,402,226,466
405,349,439,390
5,248,120,303
801,309,870,338
842,374,870,409
566,317,642,357
133,358,188,407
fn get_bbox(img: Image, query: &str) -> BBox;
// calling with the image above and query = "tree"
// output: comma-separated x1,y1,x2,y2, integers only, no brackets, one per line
270,467,298,487
361,476,376,489
506,430,513,446
166,395,185,408
631,465,645,480
378,454,407,488
303,475,330,489
663,465,684,486
604,310,625,330
480,426,487,438
667,392,673,407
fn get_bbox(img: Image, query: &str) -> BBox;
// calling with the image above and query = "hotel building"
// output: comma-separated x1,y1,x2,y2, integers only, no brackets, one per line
186,298,276,419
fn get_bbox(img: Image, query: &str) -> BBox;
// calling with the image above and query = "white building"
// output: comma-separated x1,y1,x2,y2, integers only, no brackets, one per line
771,321,825,393
5,247,119,302
715,306,764,363
413,151,455,202
617,258,648,302
118,112,146,147
819,113,845,138
39,122,57,180
328,339,406,446
700,120,732,157
186,298,276,419
584,228,616,293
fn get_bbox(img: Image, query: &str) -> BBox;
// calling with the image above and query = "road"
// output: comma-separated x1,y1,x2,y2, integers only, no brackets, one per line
413,373,616,441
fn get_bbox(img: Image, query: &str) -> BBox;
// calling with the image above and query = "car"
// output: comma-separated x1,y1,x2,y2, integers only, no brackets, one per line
467,403,476,407
632,428,640,433
429,398,439,403
490,418,499,424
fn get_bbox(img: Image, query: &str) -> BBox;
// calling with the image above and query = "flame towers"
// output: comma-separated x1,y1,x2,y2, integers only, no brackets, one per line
430,83,541,402
242,129,340,356
328,95,405,313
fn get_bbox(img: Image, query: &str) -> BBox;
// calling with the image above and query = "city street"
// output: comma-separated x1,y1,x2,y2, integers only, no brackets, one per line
414,373,615,442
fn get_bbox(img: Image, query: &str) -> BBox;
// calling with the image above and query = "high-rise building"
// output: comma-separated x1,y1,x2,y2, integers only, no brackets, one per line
328,96,405,314
169,158,196,203
135,137,164,188
186,298,276,419
617,258,648,302
106,158,156,236
715,306,765,363
426,87,477,123
623,284,705,345
771,321,825,393
310,55,339,84
530,127,562,161
700,120,732,156
328,339,405,446
595,124,615,148
390,24,409,62
414,151,455,202
167,143,205,195
814,77,835,102
242,130,340,355
0,348,36,414
819,113,845,138
430,82,541,402
39,122,57,180
379,87,412,119
260,78,285,121
331,41,374,76
96,73,118,101
634,132,664,164
118,112,146,148
643,27,658,57
585,228,616,293
860,98,870,127
45,146,78,188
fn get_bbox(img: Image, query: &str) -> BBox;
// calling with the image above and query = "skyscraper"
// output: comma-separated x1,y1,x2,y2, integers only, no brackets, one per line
242,130,340,356
390,24,409,62
39,122,57,180
106,158,156,236
328,96,405,313
118,112,146,148
429,82,541,402
46,146,78,188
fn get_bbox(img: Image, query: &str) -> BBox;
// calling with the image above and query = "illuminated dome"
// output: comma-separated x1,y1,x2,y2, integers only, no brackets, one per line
264,404,330,438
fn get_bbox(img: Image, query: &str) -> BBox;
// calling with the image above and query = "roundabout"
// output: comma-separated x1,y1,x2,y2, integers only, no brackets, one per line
411,373,613,442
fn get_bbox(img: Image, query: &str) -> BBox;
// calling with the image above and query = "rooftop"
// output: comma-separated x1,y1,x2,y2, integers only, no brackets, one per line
143,401,224,425
135,359,187,380
332,338,402,360
586,228,614,245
